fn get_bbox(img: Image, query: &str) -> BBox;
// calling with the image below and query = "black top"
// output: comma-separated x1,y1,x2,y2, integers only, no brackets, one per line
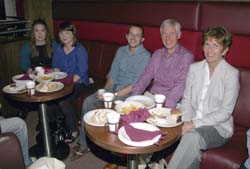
30,44,51,69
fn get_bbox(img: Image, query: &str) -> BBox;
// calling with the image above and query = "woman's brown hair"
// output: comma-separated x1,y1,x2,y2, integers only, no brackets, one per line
30,18,52,58
58,21,77,47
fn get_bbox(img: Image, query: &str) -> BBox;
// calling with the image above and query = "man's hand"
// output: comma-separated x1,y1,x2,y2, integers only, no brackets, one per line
53,68,60,72
182,121,195,135
96,92,104,101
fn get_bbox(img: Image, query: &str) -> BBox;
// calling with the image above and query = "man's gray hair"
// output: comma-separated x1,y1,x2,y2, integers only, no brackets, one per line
160,19,181,34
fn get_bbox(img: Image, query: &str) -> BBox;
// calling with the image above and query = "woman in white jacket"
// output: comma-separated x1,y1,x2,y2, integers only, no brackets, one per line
168,26,240,169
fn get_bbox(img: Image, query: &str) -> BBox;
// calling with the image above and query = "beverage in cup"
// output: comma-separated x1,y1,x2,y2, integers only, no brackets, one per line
26,81,36,96
103,92,114,108
154,94,166,108
106,113,120,132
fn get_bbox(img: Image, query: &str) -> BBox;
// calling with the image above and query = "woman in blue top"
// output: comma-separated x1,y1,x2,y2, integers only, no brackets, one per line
21,18,58,73
52,21,89,142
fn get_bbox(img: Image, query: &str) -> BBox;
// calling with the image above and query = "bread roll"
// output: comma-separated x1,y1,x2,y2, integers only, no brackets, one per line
170,109,181,122
91,111,108,124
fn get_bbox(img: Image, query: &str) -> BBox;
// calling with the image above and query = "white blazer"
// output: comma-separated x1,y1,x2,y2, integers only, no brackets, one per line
181,59,240,138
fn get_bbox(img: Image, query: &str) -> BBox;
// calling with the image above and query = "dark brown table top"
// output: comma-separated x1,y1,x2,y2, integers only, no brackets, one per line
5,83,74,103
85,121,182,155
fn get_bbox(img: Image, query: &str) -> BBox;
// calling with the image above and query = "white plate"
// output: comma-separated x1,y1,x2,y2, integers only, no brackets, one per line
84,109,118,127
125,95,155,109
35,82,64,93
49,72,67,80
118,122,161,147
147,108,183,128
2,83,26,94
114,101,145,115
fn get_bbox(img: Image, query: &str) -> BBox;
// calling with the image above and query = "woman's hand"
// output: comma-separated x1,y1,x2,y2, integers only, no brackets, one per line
182,121,195,135
73,75,80,83
27,68,33,74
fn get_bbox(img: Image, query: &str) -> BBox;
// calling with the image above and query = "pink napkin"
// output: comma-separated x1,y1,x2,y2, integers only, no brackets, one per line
57,75,73,84
124,123,166,142
16,73,31,80
120,108,151,126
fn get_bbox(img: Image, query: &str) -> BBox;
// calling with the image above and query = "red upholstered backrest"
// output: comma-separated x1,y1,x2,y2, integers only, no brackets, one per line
54,21,201,60
233,67,250,128
0,133,25,169
53,2,199,30
179,31,202,61
55,21,128,45
199,3,250,35
227,35,250,67
54,1,250,67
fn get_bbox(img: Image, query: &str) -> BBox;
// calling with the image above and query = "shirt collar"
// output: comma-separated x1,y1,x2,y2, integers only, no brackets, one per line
126,44,144,56
163,43,180,57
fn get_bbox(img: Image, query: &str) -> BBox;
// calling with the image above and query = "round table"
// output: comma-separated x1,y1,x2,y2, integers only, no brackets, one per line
85,122,182,169
5,83,74,157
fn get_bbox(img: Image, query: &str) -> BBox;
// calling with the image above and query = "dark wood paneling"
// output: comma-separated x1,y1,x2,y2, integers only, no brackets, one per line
0,39,25,116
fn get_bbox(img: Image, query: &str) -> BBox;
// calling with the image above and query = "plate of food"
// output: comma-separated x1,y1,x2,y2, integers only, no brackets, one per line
84,109,118,126
49,72,67,80
118,122,161,147
146,108,182,128
2,83,26,94
35,82,64,93
125,95,155,109
35,74,54,83
115,101,145,115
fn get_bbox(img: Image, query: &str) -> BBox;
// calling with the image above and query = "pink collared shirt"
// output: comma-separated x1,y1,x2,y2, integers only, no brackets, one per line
132,44,194,108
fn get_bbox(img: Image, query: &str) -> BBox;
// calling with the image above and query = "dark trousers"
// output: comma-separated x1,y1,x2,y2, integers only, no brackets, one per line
58,83,88,134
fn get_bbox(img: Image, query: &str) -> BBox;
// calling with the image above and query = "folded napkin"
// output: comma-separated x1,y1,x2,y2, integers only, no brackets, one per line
124,123,166,142
120,108,151,126
57,75,73,84
16,73,31,80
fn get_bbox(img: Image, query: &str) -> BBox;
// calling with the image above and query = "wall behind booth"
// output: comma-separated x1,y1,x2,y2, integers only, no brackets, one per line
53,1,250,72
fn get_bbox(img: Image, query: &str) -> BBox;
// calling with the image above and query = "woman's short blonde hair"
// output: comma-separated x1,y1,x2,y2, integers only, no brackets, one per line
202,26,232,49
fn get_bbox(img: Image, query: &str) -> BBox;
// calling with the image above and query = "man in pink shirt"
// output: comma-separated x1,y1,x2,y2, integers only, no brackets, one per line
132,19,194,108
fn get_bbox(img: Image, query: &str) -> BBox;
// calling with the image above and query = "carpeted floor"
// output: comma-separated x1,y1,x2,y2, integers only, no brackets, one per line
25,111,127,169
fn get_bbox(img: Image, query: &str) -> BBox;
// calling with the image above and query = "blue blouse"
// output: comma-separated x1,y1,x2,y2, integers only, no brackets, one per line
52,42,89,85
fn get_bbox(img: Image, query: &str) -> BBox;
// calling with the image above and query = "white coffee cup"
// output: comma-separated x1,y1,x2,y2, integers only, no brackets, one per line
26,81,36,96
154,94,166,108
106,112,120,132
103,92,114,108
97,89,106,96
35,66,45,76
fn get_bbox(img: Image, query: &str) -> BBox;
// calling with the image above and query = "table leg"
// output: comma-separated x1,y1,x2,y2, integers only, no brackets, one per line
127,154,139,169
39,103,52,157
